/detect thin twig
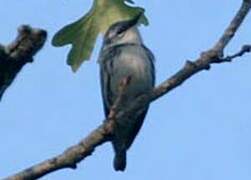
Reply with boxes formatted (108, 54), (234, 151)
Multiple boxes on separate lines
(106, 76), (132, 134)
(212, 44), (251, 63)
(108, 76), (131, 119)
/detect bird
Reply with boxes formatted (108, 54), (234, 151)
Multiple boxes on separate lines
(98, 14), (155, 171)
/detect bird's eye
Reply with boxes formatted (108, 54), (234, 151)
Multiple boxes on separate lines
(117, 26), (127, 36)
(117, 30), (125, 38)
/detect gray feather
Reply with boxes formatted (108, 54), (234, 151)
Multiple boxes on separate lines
(99, 25), (155, 171)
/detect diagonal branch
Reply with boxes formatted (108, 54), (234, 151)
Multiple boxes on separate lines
(0, 25), (47, 101)
(4, 1), (251, 180)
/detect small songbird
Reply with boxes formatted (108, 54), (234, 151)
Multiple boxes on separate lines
(98, 14), (155, 171)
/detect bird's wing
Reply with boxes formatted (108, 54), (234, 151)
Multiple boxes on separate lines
(123, 45), (155, 148)
(99, 47), (121, 117)
(100, 63), (110, 117)
(142, 44), (156, 86)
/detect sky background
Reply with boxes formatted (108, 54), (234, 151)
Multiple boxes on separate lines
(1, 1), (251, 180)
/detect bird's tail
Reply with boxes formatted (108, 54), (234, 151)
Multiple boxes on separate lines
(113, 150), (127, 171)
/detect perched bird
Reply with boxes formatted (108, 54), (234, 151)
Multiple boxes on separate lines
(98, 14), (155, 171)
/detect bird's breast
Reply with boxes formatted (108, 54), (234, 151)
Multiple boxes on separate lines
(110, 45), (154, 103)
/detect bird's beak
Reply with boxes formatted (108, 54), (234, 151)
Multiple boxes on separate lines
(118, 12), (143, 33)
(126, 12), (143, 28)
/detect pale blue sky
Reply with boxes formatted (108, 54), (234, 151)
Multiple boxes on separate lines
(1, 1), (251, 180)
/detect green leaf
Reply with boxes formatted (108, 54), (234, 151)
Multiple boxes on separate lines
(52, 0), (148, 72)
(124, 0), (134, 4)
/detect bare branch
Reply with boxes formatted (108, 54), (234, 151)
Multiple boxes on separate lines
(4, 77), (132, 180)
(212, 44), (251, 63)
(0, 25), (47, 101)
(4, 1), (251, 180)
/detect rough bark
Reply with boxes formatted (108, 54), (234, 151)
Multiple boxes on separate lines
(0, 25), (47, 101)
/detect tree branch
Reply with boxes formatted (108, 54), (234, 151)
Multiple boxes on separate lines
(4, 1), (251, 180)
(0, 25), (47, 101)
(212, 44), (251, 63)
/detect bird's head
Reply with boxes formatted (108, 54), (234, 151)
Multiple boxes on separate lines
(103, 13), (143, 48)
